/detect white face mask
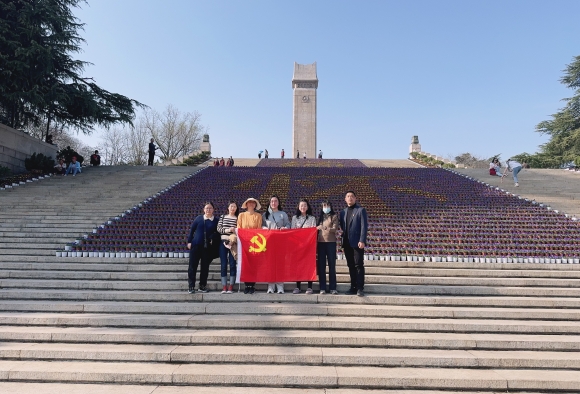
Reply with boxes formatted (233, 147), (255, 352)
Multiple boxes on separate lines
(322, 207), (331, 214)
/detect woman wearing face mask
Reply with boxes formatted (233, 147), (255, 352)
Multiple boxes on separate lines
(262, 195), (291, 294)
(317, 200), (339, 294)
(291, 199), (317, 294)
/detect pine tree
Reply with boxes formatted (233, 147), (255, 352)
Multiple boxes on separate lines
(0, 0), (143, 136)
(520, 55), (580, 167)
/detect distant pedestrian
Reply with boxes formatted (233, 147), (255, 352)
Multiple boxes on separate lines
(318, 150), (323, 159)
(148, 138), (157, 166)
(213, 159), (219, 167)
(258, 151), (262, 159)
(54, 158), (66, 175)
(264, 149), (269, 159)
(296, 150), (300, 159)
(90, 150), (101, 166)
(281, 149), (285, 159)
(64, 156), (81, 177)
(303, 152), (306, 159)
(219, 157), (225, 166)
(503, 159), (523, 187)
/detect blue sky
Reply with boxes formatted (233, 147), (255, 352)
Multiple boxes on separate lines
(74, 0), (580, 161)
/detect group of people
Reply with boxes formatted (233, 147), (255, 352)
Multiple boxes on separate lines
(294, 150), (323, 159)
(186, 191), (368, 297)
(489, 158), (524, 187)
(53, 150), (101, 176)
(213, 157), (235, 167)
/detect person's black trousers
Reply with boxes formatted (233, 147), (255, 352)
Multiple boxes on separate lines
(188, 244), (212, 288)
(317, 241), (337, 291)
(148, 152), (154, 166)
(343, 243), (365, 291)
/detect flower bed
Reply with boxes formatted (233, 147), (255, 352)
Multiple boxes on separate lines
(69, 166), (580, 260)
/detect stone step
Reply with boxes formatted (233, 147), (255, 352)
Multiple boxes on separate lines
(0, 383), (549, 394)
(3, 254), (580, 271)
(0, 238), (74, 244)
(5, 270), (580, 288)
(0, 228), (90, 233)
(3, 312), (580, 334)
(5, 261), (580, 280)
(0, 250), (55, 256)
(0, 223), (93, 229)
(2, 342), (580, 370)
(6, 262), (580, 283)
(4, 289), (580, 308)
(2, 301), (580, 320)
(0, 244), (61, 249)
(0, 360), (577, 390)
(3, 278), (580, 297)
(3, 325), (580, 351)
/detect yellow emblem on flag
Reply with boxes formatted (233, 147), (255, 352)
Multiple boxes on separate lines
(249, 233), (267, 253)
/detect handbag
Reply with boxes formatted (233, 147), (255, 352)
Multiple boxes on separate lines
(203, 219), (221, 260)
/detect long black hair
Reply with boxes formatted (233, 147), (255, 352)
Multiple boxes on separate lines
(226, 200), (239, 216)
(294, 198), (312, 218)
(264, 195), (283, 220)
(317, 199), (335, 225)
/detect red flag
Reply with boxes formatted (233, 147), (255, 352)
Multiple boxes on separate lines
(236, 228), (317, 282)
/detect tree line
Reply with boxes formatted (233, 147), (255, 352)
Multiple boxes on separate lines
(0, 1), (204, 166)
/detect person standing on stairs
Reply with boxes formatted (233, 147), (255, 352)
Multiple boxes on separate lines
(262, 195), (291, 294)
(291, 199), (317, 294)
(237, 198), (263, 294)
(317, 200), (339, 294)
(217, 201), (239, 294)
(148, 138), (158, 166)
(186, 202), (219, 294)
(339, 191), (368, 297)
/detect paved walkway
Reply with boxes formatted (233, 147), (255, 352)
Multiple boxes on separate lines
(457, 168), (580, 218)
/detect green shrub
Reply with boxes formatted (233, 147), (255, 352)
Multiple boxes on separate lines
(24, 153), (55, 173)
(57, 146), (84, 165)
(183, 151), (211, 166)
(0, 165), (10, 178)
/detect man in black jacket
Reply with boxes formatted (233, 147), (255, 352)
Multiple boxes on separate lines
(339, 191), (368, 296)
(148, 138), (157, 166)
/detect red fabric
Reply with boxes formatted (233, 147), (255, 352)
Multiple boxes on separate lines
(238, 228), (317, 282)
(489, 168), (496, 176)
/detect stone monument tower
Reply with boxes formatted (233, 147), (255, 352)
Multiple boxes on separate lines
(292, 62), (318, 159)
(409, 135), (421, 155)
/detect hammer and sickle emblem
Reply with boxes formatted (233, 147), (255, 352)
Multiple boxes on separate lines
(249, 233), (267, 253)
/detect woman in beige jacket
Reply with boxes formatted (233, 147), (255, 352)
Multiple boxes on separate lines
(316, 200), (339, 294)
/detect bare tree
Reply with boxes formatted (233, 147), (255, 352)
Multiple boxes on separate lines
(142, 105), (204, 161)
(101, 128), (128, 165)
(125, 121), (149, 165)
(25, 120), (98, 161)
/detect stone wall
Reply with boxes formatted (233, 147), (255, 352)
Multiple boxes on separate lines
(0, 123), (58, 174)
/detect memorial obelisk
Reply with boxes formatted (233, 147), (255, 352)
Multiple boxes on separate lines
(292, 62), (318, 159)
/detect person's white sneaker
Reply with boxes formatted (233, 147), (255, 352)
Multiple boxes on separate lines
(276, 283), (284, 294)
(515, 183), (519, 187)
(267, 284), (275, 294)
(320, 290), (326, 294)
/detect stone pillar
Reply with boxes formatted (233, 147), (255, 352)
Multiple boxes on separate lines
(292, 62), (317, 159)
(409, 135), (421, 155)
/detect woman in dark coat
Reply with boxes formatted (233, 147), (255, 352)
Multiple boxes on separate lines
(186, 201), (219, 293)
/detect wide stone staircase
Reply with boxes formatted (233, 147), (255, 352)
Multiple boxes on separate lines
(1, 166), (580, 393)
